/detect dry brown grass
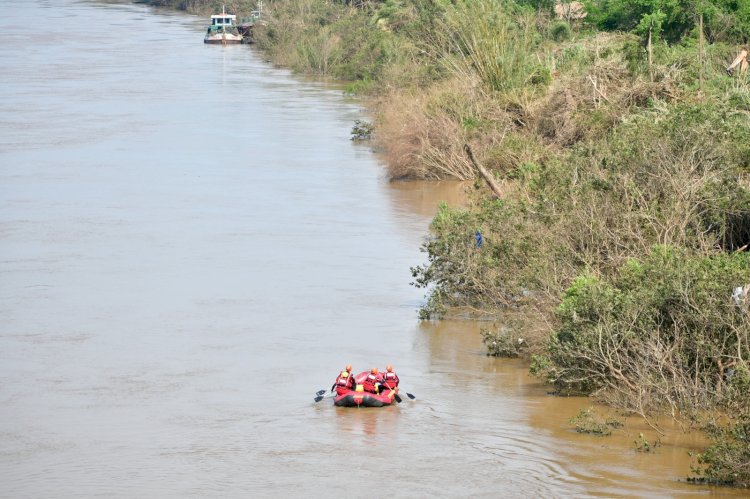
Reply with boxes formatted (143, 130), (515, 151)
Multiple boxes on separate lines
(375, 29), (689, 180)
(530, 56), (681, 147)
(375, 77), (513, 180)
(375, 89), (432, 179)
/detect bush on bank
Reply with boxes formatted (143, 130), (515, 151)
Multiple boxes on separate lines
(146, 0), (257, 16)
(533, 247), (750, 406)
(413, 104), (750, 317)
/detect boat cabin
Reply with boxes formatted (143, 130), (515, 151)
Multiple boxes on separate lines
(210, 13), (236, 28)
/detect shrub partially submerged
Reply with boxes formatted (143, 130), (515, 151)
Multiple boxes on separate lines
(535, 248), (750, 408)
(693, 414), (750, 487)
(570, 407), (623, 436)
(481, 324), (527, 357)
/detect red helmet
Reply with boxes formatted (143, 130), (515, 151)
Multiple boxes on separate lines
(371, 367), (378, 374)
(345, 364), (352, 372)
(386, 364), (393, 372)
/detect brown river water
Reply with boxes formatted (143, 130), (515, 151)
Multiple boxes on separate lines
(0, 1), (744, 497)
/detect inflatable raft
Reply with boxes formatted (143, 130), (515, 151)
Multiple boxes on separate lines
(333, 371), (399, 407)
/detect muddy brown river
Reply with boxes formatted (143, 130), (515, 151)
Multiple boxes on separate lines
(0, 1), (744, 497)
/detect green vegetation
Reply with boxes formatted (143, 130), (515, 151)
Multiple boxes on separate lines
(570, 407), (623, 435)
(584, 0), (750, 43)
(148, 0), (750, 488)
(350, 119), (374, 140)
(145, 1), (259, 17)
(481, 323), (528, 357)
(634, 432), (661, 452)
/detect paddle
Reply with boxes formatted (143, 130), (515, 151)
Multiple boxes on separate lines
(389, 387), (417, 400)
(383, 383), (402, 403)
(314, 391), (335, 403)
(314, 386), (334, 403)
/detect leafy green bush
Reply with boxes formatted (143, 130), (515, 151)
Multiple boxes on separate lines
(481, 324), (527, 357)
(693, 363), (749, 486)
(551, 20), (572, 42)
(695, 410), (750, 487)
(584, 0), (750, 43)
(537, 246), (750, 411)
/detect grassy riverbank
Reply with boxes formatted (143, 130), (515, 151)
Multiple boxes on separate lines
(147, 0), (749, 487)
(143, 0), (258, 17)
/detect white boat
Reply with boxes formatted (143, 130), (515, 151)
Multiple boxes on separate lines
(204, 7), (243, 45)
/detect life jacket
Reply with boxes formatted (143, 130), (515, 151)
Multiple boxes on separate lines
(382, 371), (399, 388)
(335, 371), (354, 389)
(362, 373), (381, 393)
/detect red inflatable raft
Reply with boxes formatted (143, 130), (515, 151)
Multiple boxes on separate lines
(333, 371), (399, 407)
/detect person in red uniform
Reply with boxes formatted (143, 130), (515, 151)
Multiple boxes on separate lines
(362, 367), (383, 394)
(382, 364), (399, 391)
(332, 364), (355, 396)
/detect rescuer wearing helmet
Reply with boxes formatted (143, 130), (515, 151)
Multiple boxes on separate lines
(362, 367), (383, 394)
(332, 364), (356, 396)
(382, 364), (400, 390)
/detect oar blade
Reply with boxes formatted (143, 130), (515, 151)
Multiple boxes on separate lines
(406, 392), (416, 399)
(315, 390), (326, 396)
(314, 395), (324, 402)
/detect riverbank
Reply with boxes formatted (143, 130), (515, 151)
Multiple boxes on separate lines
(144, 0), (750, 487)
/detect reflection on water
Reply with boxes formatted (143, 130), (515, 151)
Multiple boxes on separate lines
(334, 406), (402, 442)
(0, 1), (745, 498)
(385, 180), (471, 219)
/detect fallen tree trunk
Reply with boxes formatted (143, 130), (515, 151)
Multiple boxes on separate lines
(464, 144), (503, 199)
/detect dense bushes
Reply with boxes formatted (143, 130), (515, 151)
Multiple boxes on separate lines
(252, 0), (446, 86)
(695, 378), (750, 486)
(584, 0), (750, 43)
(146, 0), (258, 16)
(533, 248), (750, 407)
(412, 104), (750, 318)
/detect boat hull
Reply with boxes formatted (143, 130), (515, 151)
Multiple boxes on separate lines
(333, 390), (398, 407)
(204, 34), (243, 44)
(333, 371), (398, 407)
